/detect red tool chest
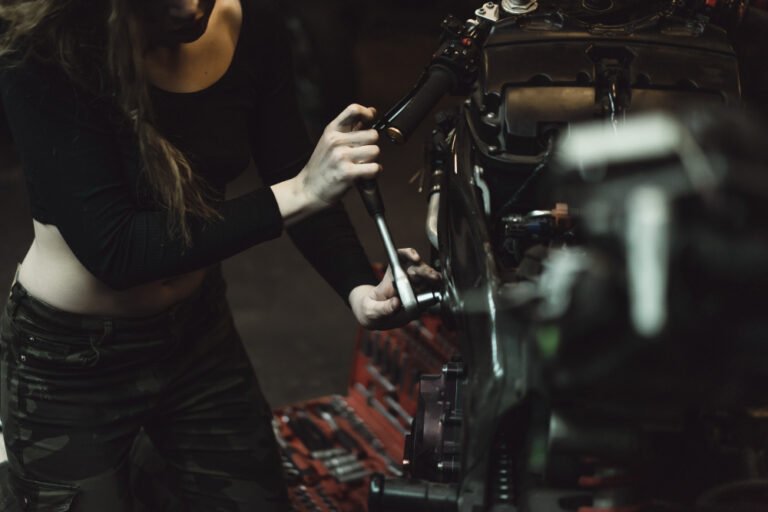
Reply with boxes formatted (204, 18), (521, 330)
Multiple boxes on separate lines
(272, 313), (458, 511)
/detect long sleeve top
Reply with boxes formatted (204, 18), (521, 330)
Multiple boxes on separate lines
(0, 0), (377, 299)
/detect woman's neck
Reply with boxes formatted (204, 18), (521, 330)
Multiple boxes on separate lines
(143, 0), (241, 94)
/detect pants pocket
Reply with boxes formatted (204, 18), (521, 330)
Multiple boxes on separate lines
(6, 321), (93, 373)
(9, 472), (78, 511)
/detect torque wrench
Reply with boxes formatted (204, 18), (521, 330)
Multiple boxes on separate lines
(355, 178), (420, 316)
(355, 121), (442, 316)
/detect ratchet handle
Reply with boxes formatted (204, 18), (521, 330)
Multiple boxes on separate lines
(354, 175), (418, 314)
(354, 121), (442, 316)
(356, 178), (385, 218)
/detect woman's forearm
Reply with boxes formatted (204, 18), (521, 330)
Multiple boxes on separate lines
(270, 174), (321, 227)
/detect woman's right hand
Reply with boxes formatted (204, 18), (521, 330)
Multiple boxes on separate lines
(298, 104), (381, 209)
(272, 104), (381, 225)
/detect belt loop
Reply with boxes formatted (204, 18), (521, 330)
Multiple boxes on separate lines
(85, 319), (113, 367)
(6, 264), (26, 319)
(6, 291), (20, 320)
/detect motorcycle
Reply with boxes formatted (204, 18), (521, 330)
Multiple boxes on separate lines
(358, 1), (768, 510)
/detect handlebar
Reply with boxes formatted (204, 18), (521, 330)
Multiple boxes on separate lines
(381, 65), (457, 145)
(375, 13), (487, 145)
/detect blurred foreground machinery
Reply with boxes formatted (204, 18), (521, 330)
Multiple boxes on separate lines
(361, 1), (768, 511)
(264, 1), (768, 510)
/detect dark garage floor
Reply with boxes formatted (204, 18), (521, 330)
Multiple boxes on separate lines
(0, 7), (459, 409)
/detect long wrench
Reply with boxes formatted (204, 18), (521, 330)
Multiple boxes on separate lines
(356, 179), (417, 315)
(356, 169), (441, 316)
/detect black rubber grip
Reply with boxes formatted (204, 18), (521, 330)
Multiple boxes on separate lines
(387, 65), (456, 144)
(356, 178), (385, 217)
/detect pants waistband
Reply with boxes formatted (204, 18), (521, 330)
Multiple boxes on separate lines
(4, 265), (227, 336)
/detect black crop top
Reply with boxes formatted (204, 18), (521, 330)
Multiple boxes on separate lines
(0, 0), (377, 299)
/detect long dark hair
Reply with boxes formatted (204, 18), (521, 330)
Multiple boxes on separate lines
(0, 0), (221, 244)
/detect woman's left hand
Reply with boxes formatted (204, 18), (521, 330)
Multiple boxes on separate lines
(348, 248), (441, 331)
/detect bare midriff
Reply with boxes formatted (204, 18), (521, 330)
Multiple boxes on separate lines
(18, 221), (208, 317)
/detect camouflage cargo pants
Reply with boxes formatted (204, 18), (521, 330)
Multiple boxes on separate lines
(0, 267), (292, 511)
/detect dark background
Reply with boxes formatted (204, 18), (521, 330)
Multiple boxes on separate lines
(0, 2), (469, 408)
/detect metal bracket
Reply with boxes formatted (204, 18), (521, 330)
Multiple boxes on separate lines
(475, 1), (501, 22)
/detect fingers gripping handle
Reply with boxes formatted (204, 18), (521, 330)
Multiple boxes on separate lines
(374, 215), (419, 317)
(355, 128), (440, 316)
(356, 179), (385, 217)
(355, 177), (419, 315)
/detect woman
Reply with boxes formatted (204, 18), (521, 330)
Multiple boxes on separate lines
(0, 0), (437, 510)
